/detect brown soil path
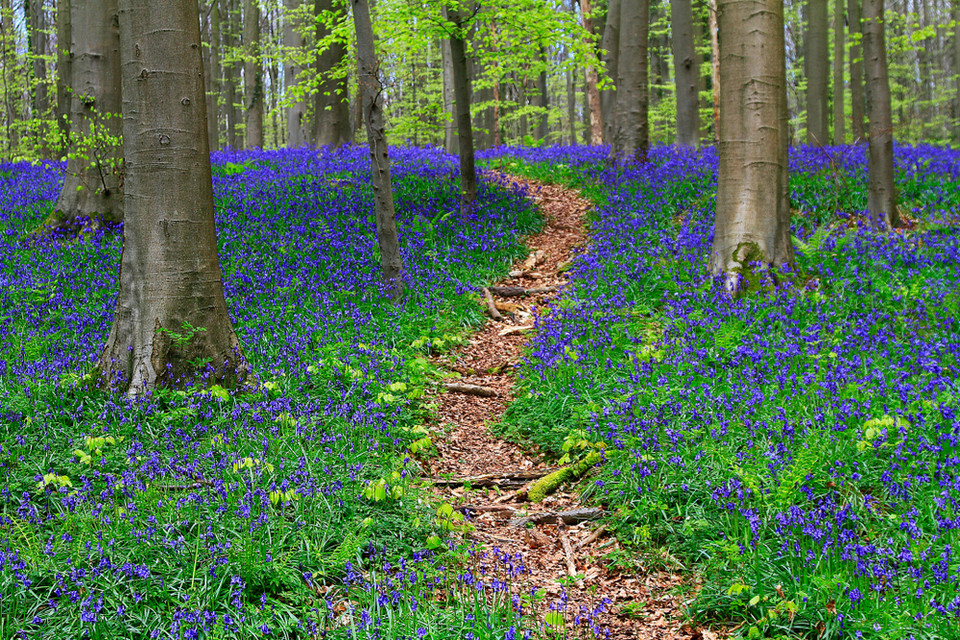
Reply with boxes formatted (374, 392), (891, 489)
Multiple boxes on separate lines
(422, 174), (705, 640)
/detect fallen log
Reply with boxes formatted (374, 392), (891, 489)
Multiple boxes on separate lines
(425, 467), (559, 488)
(442, 382), (497, 397)
(481, 287), (503, 321)
(509, 507), (603, 528)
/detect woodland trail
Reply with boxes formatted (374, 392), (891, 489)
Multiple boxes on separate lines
(423, 174), (706, 640)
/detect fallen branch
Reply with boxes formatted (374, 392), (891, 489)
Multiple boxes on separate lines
(577, 524), (607, 549)
(425, 467), (560, 488)
(442, 382), (497, 397)
(481, 287), (503, 321)
(509, 507), (603, 528)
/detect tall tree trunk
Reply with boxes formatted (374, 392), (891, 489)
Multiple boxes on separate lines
(848, 0), (865, 141)
(352, 0), (403, 301)
(207, 0), (222, 150)
(100, 0), (248, 394)
(806, 0), (829, 144)
(283, 0), (308, 146)
(671, 0), (699, 146)
(446, 6), (477, 215)
(243, 0), (264, 148)
(314, 0), (352, 147)
(441, 37), (458, 153)
(223, 0), (239, 148)
(56, 0), (72, 142)
(600, 0), (621, 145)
(610, 0), (648, 162)
(712, 0), (793, 276)
(536, 48), (548, 141)
(862, 0), (897, 227)
(578, 0), (604, 144)
(832, 0), (844, 144)
(708, 0), (720, 142)
(49, 0), (124, 229)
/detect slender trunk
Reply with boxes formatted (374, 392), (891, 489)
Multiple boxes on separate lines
(832, 0), (844, 144)
(243, 0), (263, 148)
(610, 0), (649, 162)
(352, 0), (403, 301)
(578, 0), (603, 144)
(600, 0), (621, 145)
(806, 0), (829, 145)
(441, 37), (458, 153)
(446, 7), (477, 214)
(848, 0), (865, 141)
(862, 0), (897, 228)
(712, 0), (793, 276)
(536, 49), (548, 141)
(708, 0), (720, 142)
(283, 0), (307, 146)
(314, 0), (352, 147)
(100, 0), (248, 394)
(671, 0), (699, 146)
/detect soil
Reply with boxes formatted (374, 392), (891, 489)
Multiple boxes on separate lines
(422, 174), (711, 640)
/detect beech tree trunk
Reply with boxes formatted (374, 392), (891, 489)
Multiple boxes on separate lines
(600, 0), (620, 145)
(712, 0), (793, 276)
(832, 0), (844, 144)
(352, 0), (404, 301)
(49, 0), (124, 229)
(806, 0), (829, 145)
(862, 0), (897, 227)
(446, 6), (477, 215)
(244, 0), (263, 148)
(441, 37), (458, 153)
(578, 0), (603, 144)
(671, 0), (699, 146)
(99, 0), (249, 394)
(610, 0), (648, 162)
(314, 0), (352, 147)
(848, 0), (865, 141)
(283, 0), (308, 147)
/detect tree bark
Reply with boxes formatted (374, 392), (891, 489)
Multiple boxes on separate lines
(848, 0), (865, 141)
(243, 0), (263, 148)
(314, 0), (352, 147)
(99, 0), (249, 394)
(441, 37), (458, 153)
(446, 6), (477, 215)
(806, 0), (829, 145)
(600, 0), (621, 145)
(49, 0), (124, 229)
(283, 0), (307, 146)
(578, 0), (603, 144)
(610, 0), (648, 162)
(832, 0), (844, 144)
(862, 0), (897, 228)
(352, 0), (404, 301)
(711, 0), (794, 277)
(671, 0), (699, 146)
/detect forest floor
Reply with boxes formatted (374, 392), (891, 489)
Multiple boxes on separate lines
(423, 174), (708, 640)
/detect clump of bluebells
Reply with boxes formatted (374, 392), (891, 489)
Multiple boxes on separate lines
(488, 143), (960, 638)
(0, 147), (560, 638)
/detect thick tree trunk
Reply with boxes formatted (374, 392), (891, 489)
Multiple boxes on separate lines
(207, 0), (222, 150)
(848, 0), (865, 141)
(600, 0), (620, 145)
(243, 0), (264, 148)
(352, 0), (403, 301)
(832, 0), (844, 144)
(671, 0), (699, 146)
(708, 0), (720, 142)
(862, 0), (897, 228)
(610, 0), (648, 162)
(711, 0), (794, 276)
(223, 0), (239, 148)
(441, 37), (458, 153)
(49, 0), (124, 229)
(578, 0), (603, 144)
(446, 7), (477, 215)
(806, 0), (829, 145)
(99, 0), (249, 394)
(283, 0), (308, 146)
(314, 0), (352, 147)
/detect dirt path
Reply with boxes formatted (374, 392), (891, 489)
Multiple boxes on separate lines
(423, 174), (700, 640)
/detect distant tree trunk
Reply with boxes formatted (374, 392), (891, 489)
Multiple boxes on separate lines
(314, 0), (352, 147)
(600, 0), (621, 145)
(848, 0), (865, 141)
(283, 0), (307, 146)
(48, 0), (124, 229)
(708, 0), (720, 142)
(671, 0), (699, 146)
(832, 0), (844, 144)
(862, 0), (897, 227)
(441, 37), (458, 153)
(712, 0), (793, 276)
(610, 0), (648, 162)
(223, 0), (239, 148)
(100, 0), (249, 394)
(806, 0), (828, 144)
(244, 0), (264, 148)
(352, 0), (403, 301)
(536, 48), (549, 141)
(446, 6), (477, 215)
(578, 0), (604, 144)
